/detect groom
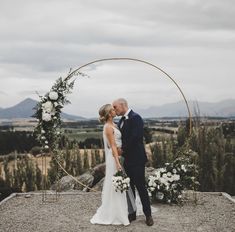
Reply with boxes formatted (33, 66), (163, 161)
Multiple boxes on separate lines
(112, 98), (154, 226)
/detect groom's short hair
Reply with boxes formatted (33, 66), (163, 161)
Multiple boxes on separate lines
(116, 98), (128, 107)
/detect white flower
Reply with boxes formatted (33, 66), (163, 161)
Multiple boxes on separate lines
(173, 174), (180, 181)
(42, 112), (51, 122)
(154, 171), (161, 179)
(41, 136), (46, 140)
(44, 145), (49, 149)
(181, 165), (187, 172)
(42, 101), (54, 113)
(124, 177), (130, 184)
(45, 141), (48, 144)
(167, 172), (172, 177)
(159, 168), (166, 173)
(173, 169), (177, 174)
(41, 129), (45, 134)
(49, 91), (59, 101)
(162, 174), (167, 179)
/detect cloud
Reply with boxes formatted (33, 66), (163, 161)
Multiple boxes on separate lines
(0, 0), (234, 116)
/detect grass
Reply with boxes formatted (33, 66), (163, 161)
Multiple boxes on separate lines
(66, 131), (102, 142)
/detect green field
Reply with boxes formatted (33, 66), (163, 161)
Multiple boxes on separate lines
(64, 129), (102, 142)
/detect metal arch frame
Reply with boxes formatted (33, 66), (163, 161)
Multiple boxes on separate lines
(67, 57), (192, 133)
(42, 57), (194, 203)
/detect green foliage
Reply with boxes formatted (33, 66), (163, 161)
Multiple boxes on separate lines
(47, 151), (65, 185)
(75, 149), (83, 175)
(144, 127), (153, 144)
(148, 143), (199, 204)
(149, 121), (235, 197)
(0, 155), (44, 200)
(24, 157), (36, 192)
(223, 152), (235, 195)
(83, 149), (90, 171)
(95, 149), (101, 164)
(0, 131), (38, 155)
(0, 177), (20, 202)
(90, 149), (96, 168)
(35, 163), (42, 190)
(101, 149), (105, 163)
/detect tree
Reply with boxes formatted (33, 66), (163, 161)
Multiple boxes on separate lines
(95, 149), (101, 164)
(75, 149), (83, 175)
(83, 149), (90, 171)
(3, 159), (12, 187)
(143, 127), (153, 144)
(24, 157), (36, 192)
(223, 152), (235, 195)
(91, 149), (96, 168)
(12, 159), (24, 191)
(35, 163), (42, 190)
(101, 149), (105, 163)
(150, 143), (164, 168)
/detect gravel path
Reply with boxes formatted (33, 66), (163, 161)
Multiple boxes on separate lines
(0, 191), (234, 232)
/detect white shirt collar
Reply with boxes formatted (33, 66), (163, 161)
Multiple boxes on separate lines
(124, 108), (131, 119)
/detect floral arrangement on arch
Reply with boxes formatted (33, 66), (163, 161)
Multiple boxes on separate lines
(33, 70), (84, 152)
(147, 152), (199, 204)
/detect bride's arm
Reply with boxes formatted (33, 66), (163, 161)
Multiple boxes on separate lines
(105, 125), (122, 171)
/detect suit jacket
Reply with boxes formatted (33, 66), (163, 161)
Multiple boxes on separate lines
(118, 110), (147, 167)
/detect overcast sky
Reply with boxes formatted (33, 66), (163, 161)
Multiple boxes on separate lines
(0, 0), (234, 117)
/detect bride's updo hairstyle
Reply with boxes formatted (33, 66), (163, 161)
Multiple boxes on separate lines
(99, 104), (113, 123)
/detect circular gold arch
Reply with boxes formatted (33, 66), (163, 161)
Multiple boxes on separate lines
(42, 57), (193, 201)
(67, 57), (192, 133)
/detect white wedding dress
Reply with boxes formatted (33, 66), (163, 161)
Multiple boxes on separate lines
(90, 124), (130, 226)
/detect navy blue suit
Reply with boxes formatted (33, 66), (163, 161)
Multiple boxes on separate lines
(118, 110), (151, 217)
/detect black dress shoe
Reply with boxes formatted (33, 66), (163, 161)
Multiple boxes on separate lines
(146, 216), (154, 226)
(128, 212), (136, 222)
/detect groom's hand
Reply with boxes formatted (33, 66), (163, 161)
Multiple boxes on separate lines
(117, 148), (123, 156)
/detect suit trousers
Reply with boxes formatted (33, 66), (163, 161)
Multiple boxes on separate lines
(124, 164), (152, 217)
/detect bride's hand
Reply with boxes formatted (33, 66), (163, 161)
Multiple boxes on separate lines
(117, 147), (123, 156)
(116, 163), (122, 171)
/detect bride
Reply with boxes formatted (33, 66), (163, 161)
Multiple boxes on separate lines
(90, 104), (132, 226)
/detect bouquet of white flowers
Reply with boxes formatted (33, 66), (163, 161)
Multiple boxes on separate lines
(112, 170), (130, 193)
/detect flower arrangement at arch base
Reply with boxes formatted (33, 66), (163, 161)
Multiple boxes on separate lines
(147, 150), (199, 204)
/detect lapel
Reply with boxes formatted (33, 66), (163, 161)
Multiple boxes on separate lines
(120, 110), (133, 132)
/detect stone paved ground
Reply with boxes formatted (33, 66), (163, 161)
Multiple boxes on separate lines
(0, 191), (234, 232)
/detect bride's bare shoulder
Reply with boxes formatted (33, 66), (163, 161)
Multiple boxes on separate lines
(104, 123), (114, 134)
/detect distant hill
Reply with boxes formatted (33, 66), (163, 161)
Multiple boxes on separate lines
(137, 99), (235, 118)
(0, 98), (86, 121)
(0, 98), (234, 119)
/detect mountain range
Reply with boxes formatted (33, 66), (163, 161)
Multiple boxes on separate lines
(137, 99), (235, 118)
(0, 98), (234, 120)
(0, 98), (86, 120)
